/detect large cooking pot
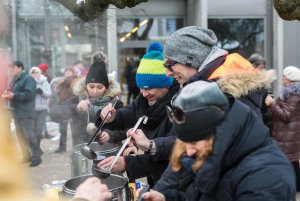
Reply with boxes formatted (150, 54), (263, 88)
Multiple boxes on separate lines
(62, 174), (130, 201)
(71, 142), (119, 177)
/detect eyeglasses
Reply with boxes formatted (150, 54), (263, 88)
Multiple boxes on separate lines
(166, 105), (186, 124)
(163, 60), (178, 72)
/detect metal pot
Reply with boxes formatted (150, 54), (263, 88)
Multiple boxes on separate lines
(62, 174), (130, 201)
(71, 142), (119, 177)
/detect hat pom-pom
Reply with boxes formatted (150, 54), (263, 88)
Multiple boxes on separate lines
(91, 51), (108, 66)
(148, 42), (163, 53)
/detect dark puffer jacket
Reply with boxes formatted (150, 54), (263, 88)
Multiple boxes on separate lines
(155, 99), (296, 201)
(269, 82), (300, 162)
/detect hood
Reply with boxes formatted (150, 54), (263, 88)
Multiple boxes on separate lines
(280, 81), (300, 100)
(194, 99), (270, 193)
(199, 46), (228, 72)
(72, 76), (122, 100)
(217, 69), (276, 98)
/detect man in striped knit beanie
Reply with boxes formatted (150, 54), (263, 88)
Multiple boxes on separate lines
(135, 42), (174, 105)
(97, 42), (179, 187)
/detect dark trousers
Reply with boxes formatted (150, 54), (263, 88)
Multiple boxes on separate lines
(58, 122), (68, 150)
(34, 110), (48, 148)
(15, 117), (41, 161)
(291, 161), (300, 191)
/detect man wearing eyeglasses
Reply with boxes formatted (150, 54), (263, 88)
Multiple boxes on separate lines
(128, 26), (277, 195)
(162, 26), (275, 118)
(136, 81), (296, 201)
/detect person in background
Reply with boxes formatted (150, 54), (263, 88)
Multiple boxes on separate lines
(265, 66), (300, 192)
(38, 63), (52, 83)
(49, 66), (78, 153)
(50, 52), (122, 148)
(38, 63), (53, 139)
(97, 42), (179, 187)
(2, 61), (42, 167)
(139, 81), (296, 201)
(29, 67), (52, 155)
(73, 60), (88, 78)
(124, 57), (139, 105)
(67, 51), (123, 146)
(248, 53), (267, 69)
(248, 53), (273, 132)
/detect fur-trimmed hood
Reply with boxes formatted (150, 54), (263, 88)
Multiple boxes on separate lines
(280, 81), (300, 100)
(72, 76), (122, 100)
(217, 69), (277, 98)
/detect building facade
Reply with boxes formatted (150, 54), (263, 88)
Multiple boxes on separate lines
(7, 0), (300, 95)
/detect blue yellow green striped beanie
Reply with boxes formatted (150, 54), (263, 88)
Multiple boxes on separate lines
(136, 42), (174, 89)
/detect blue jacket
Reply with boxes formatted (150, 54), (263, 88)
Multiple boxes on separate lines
(10, 71), (36, 119)
(154, 99), (296, 201)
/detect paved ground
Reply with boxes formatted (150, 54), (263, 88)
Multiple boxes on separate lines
(26, 122), (72, 190)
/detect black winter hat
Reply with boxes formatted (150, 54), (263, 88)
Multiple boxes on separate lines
(85, 61), (109, 88)
(172, 81), (229, 142)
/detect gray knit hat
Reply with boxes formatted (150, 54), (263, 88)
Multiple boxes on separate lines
(164, 26), (217, 69)
(172, 81), (229, 142)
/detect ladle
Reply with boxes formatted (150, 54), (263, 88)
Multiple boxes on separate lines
(95, 116), (145, 178)
(81, 98), (118, 160)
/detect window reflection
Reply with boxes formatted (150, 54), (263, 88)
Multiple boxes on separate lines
(117, 18), (184, 41)
(208, 18), (264, 58)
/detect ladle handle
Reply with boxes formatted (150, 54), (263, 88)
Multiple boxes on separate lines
(86, 98), (118, 146)
(108, 116), (144, 172)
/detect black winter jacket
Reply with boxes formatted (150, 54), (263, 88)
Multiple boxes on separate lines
(101, 82), (179, 185)
(154, 99), (296, 201)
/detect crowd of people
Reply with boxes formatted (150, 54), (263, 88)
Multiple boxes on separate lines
(0, 25), (299, 201)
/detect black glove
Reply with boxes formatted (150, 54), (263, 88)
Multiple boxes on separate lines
(36, 88), (43, 95)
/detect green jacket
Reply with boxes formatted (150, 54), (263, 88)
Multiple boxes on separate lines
(10, 71), (36, 119)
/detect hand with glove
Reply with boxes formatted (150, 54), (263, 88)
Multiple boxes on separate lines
(36, 88), (43, 95)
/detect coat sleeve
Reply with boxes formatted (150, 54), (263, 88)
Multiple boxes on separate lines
(153, 135), (176, 161)
(106, 129), (128, 143)
(269, 99), (294, 123)
(96, 99), (137, 129)
(154, 165), (194, 201)
(42, 80), (52, 98)
(13, 76), (36, 101)
(125, 154), (168, 181)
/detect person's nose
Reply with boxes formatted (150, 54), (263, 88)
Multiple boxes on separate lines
(165, 68), (174, 77)
(186, 144), (197, 157)
(91, 88), (98, 94)
(141, 89), (149, 97)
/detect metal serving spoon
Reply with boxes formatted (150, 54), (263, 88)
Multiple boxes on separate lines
(95, 116), (145, 178)
(81, 98), (118, 160)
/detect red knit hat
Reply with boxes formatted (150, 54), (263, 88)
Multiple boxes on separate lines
(38, 63), (48, 72)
